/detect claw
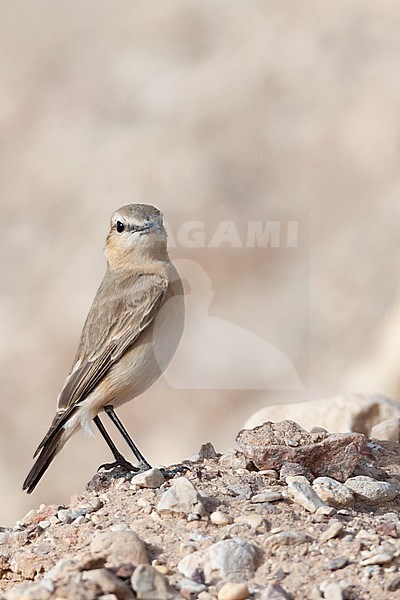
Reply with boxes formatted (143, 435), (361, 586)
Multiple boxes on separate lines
(98, 456), (139, 473)
(159, 464), (190, 479)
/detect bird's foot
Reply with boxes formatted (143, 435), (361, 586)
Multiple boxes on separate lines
(98, 455), (139, 473)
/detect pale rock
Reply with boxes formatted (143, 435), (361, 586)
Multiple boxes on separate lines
(234, 514), (265, 528)
(82, 569), (135, 599)
(361, 552), (394, 566)
(178, 578), (207, 594)
(258, 469), (279, 479)
(320, 520), (344, 543)
(218, 581), (249, 600)
(0, 531), (10, 544)
(3, 582), (52, 600)
(131, 468), (165, 489)
(178, 537), (258, 583)
(312, 477), (354, 507)
(90, 530), (148, 569)
(315, 506), (335, 517)
(264, 530), (308, 547)
(260, 581), (292, 599)
(323, 582), (343, 600)
(199, 442), (219, 460)
(344, 476), (398, 504)
(243, 393), (400, 436)
(371, 418), (400, 441)
(210, 510), (233, 525)
(131, 564), (179, 600)
(251, 490), (282, 503)
(287, 480), (327, 513)
(219, 448), (252, 469)
(157, 476), (206, 516)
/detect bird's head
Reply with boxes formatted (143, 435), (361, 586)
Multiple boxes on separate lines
(105, 204), (168, 270)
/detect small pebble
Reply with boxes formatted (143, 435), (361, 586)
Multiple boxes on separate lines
(386, 574), (400, 591)
(287, 480), (327, 513)
(234, 514), (265, 528)
(344, 476), (398, 505)
(315, 506), (335, 517)
(198, 592), (214, 600)
(361, 552), (394, 566)
(265, 530), (308, 547)
(251, 491), (282, 503)
(312, 477), (354, 507)
(210, 510), (233, 526)
(179, 578), (207, 594)
(323, 582), (343, 600)
(259, 469), (279, 479)
(131, 467), (165, 489)
(218, 581), (249, 600)
(326, 556), (348, 571)
(0, 532), (10, 544)
(320, 521), (344, 543)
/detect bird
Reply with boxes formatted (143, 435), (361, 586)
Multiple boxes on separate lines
(23, 204), (185, 494)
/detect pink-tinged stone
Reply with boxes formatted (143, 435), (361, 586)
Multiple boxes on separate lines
(236, 420), (366, 482)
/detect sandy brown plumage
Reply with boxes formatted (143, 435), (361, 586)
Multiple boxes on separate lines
(23, 204), (184, 494)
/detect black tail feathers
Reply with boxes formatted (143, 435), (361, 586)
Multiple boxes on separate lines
(23, 428), (64, 494)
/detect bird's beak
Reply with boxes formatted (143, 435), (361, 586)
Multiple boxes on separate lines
(138, 221), (160, 235)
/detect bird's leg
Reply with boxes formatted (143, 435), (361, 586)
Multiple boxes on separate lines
(103, 405), (152, 471)
(93, 415), (139, 472)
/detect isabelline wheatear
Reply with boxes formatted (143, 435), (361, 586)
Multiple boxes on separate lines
(23, 204), (184, 493)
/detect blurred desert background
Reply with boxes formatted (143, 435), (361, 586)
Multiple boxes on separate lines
(2, 0), (400, 524)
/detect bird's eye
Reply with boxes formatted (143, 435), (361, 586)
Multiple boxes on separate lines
(116, 221), (125, 233)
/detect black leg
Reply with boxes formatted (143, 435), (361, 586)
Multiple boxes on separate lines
(93, 415), (138, 472)
(104, 405), (151, 470)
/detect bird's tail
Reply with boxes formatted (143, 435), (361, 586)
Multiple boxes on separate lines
(23, 427), (64, 494)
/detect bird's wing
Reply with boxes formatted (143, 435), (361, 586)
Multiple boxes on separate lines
(33, 272), (167, 457)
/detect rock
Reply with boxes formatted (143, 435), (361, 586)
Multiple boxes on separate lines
(210, 510), (234, 525)
(264, 530), (308, 547)
(227, 484), (252, 500)
(344, 476), (398, 504)
(287, 480), (327, 513)
(82, 569), (135, 599)
(90, 530), (148, 569)
(260, 581), (292, 599)
(0, 531), (10, 544)
(234, 514), (265, 528)
(251, 490), (282, 503)
(371, 418), (400, 441)
(315, 506), (335, 517)
(320, 520), (344, 543)
(312, 477), (354, 507)
(258, 469), (279, 479)
(198, 442), (219, 460)
(218, 581), (249, 600)
(236, 420), (365, 482)
(279, 462), (313, 481)
(243, 393), (400, 436)
(178, 578), (207, 594)
(386, 574), (400, 591)
(178, 537), (258, 583)
(131, 468), (165, 489)
(3, 582), (52, 600)
(325, 556), (348, 571)
(219, 448), (253, 469)
(360, 552), (394, 566)
(323, 582), (343, 600)
(131, 564), (179, 599)
(157, 476), (206, 516)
